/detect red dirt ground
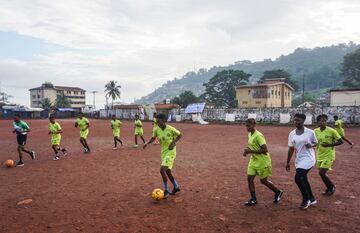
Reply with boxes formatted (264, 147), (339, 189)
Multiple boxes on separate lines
(0, 119), (359, 233)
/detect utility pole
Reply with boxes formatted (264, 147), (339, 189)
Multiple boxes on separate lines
(91, 91), (97, 109)
(302, 71), (305, 104)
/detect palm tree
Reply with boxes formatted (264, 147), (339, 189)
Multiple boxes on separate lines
(104, 81), (121, 109)
(40, 98), (53, 110)
(55, 94), (71, 108)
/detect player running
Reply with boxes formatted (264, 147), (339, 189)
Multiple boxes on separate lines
(286, 113), (318, 210)
(49, 115), (68, 160)
(111, 114), (123, 150)
(333, 115), (353, 148)
(12, 114), (36, 167)
(243, 118), (283, 206)
(143, 113), (182, 199)
(315, 114), (343, 196)
(134, 114), (146, 148)
(75, 112), (91, 153)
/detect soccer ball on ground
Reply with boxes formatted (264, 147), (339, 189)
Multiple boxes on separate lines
(5, 159), (14, 168)
(152, 188), (164, 201)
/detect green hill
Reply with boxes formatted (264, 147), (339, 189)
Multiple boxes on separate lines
(136, 42), (359, 104)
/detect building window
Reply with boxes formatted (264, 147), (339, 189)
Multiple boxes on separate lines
(248, 90), (251, 95)
(74, 91), (78, 95)
(38, 95), (40, 98)
(242, 101), (248, 104)
(67, 91), (71, 94)
(32, 95), (36, 99)
(255, 101), (262, 104)
(81, 91), (85, 95)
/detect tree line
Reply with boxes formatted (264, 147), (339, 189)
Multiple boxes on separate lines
(171, 48), (360, 108)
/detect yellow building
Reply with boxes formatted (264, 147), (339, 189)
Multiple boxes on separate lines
(330, 89), (360, 106)
(236, 79), (294, 108)
(29, 82), (86, 110)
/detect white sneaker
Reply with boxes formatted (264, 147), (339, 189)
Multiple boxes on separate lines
(112, 147), (118, 150)
(53, 155), (60, 161)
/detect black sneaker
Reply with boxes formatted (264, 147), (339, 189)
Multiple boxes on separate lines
(171, 187), (181, 195)
(16, 161), (24, 167)
(30, 151), (36, 160)
(244, 198), (257, 206)
(274, 190), (284, 203)
(62, 149), (68, 156)
(164, 190), (170, 199)
(327, 186), (336, 196)
(300, 200), (311, 210)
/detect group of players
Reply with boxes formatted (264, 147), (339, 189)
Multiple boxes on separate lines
(11, 112), (182, 198)
(243, 113), (353, 209)
(11, 112), (353, 207)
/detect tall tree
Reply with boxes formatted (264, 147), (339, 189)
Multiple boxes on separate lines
(104, 81), (122, 109)
(55, 94), (71, 108)
(40, 98), (53, 111)
(342, 48), (360, 88)
(203, 70), (250, 108)
(259, 69), (299, 91)
(171, 91), (199, 107)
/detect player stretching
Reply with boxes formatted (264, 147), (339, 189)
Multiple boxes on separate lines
(75, 112), (91, 153)
(315, 114), (343, 196)
(134, 114), (146, 148)
(243, 118), (283, 206)
(333, 115), (353, 148)
(13, 114), (36, 167)
(143, 113), (182, 198)
(111, 114), (123, 150)
(49, 115), (68, 160)
(286, 113), (317, 210)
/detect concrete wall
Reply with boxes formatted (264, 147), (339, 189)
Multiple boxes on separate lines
(179, 106), (360, 124)
(330, 90), (360, 106)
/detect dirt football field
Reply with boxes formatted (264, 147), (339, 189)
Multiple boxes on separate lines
(0, 119), (360, 233)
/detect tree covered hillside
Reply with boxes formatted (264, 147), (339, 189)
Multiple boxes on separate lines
(136, 42), (359, 104)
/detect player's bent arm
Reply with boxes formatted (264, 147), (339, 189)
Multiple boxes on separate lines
(143, 137), (156, 148)
(323, 138), (343, 147)
(247, 144), (268, 155)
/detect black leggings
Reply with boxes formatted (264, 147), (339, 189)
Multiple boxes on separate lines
(295, 168), (315, 201)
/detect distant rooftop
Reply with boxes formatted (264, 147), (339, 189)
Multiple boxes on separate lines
(330, 88), (360, 92)
(236, 81), (294, 91)
(29, 82), (85, 91)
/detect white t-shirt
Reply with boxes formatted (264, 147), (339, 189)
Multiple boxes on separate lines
(288, 127), (318, 169)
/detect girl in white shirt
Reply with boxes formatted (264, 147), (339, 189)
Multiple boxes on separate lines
(286, 113), (318, 210)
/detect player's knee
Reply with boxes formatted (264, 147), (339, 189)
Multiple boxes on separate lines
(260, 178), (268, 185)
(319, 169), (326, 176)
(247, 176), (254, 183)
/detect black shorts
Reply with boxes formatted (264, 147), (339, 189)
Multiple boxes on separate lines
(17, 135), (27, 146)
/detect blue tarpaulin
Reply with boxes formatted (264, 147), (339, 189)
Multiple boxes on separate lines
(185, 103), (206, 114)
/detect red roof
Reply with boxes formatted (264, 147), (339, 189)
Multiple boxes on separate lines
(155, 104), (179, 110)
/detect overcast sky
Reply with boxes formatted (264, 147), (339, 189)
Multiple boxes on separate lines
(0, 0), (359, 107)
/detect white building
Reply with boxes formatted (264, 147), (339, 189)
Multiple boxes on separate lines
(29, 82), (86, 110)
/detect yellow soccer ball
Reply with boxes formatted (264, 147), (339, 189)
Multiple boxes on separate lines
(152, 188), (164, 201)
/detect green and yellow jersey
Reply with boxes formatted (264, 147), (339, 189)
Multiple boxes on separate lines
(314, 126), (341, 161)
(111, 119), (122, 137)
(49, 121), (62, 145)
